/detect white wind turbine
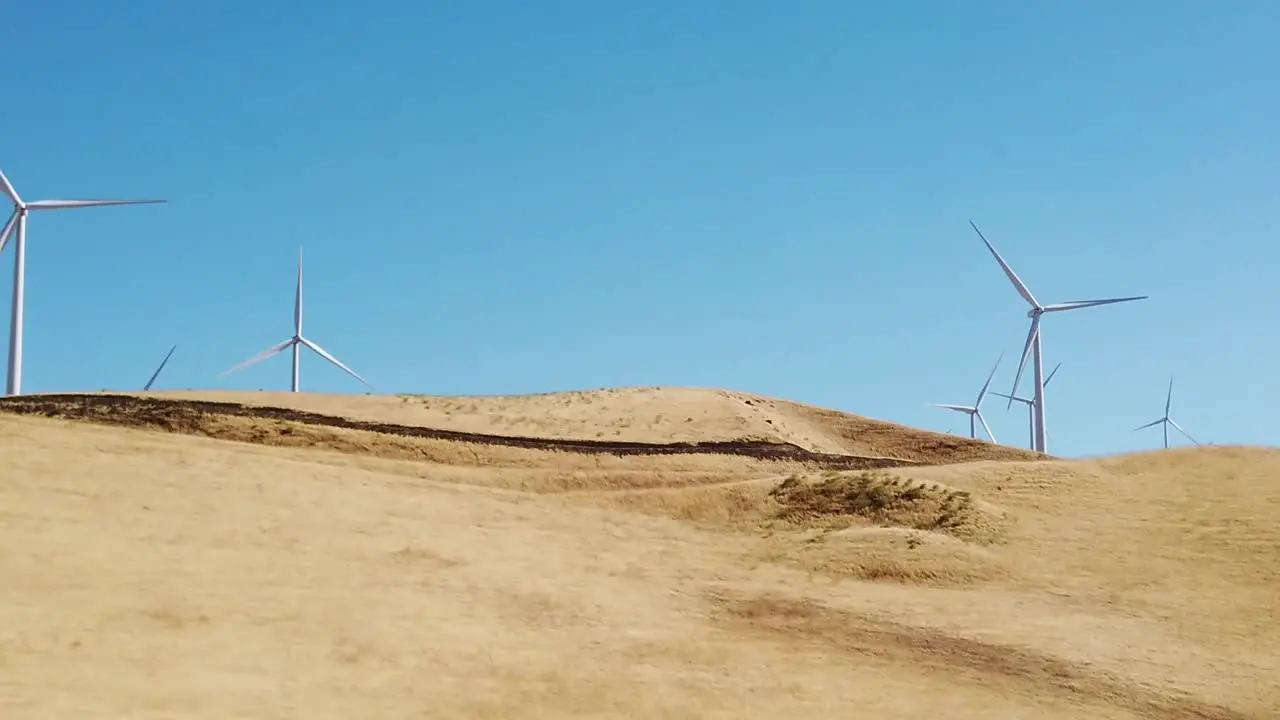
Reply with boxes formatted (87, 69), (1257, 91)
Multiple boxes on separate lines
(1133, 377), (1199, 449)
(218, 248), (371, 393)
(970, 220), (1147, 454)
(143, 344), (177, 391)
(931, 353), (1002, 443)
(0, 167), (165, 396)
(992, 361), (1061, 450)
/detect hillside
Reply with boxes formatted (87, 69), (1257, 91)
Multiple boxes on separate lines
(60, 386), (1044, 463)
(1, 390), (1276, 719)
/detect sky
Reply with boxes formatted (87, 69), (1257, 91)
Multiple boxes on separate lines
(0, 0), (1276, 457)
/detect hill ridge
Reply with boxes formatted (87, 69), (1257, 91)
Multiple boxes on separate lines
(0, 393), (919, 470)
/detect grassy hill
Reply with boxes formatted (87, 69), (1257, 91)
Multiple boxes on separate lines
(1, 388), (1275, 719)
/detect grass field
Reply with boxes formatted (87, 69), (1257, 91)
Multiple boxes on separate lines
(1, 387), (1276, 719)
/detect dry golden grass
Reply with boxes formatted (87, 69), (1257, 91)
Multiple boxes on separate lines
(1, 388), (1277, 719)
(118, 386), (1042, 462)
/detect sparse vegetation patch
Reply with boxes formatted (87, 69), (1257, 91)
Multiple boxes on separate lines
(768, 470), (1006, 542)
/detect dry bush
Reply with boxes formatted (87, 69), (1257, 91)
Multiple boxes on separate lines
(589, 472), (1013, 587)
(767, 470), (1006, 543)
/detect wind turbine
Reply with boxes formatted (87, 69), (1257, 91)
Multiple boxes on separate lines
(992, 361), (1061, 450)
(970, 220), (1147, 454)
(1133, 377), (1198, 449)
(143, 344), (177, 391)
(931, 353), (1002, 443)
(218, 248), (371, 393)
(0, 167), (166, 396)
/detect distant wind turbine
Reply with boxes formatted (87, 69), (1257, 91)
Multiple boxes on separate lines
(143, 344), (177, 391)
(218, 248), (371, 393)
(931, 353), (1003, 443)
(1133, 377), (1198, 449)
(992, 361), (1061, 450)
(0, 166), (166, 397)
(970, 220), (1147, 454)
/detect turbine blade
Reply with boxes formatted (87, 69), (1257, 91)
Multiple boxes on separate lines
(975, 352), (1003, 407)
(975, 411), (996, 444)
(931, 403), (975, 414)
(0, 167), (21, 205)
(218, 339), (294, 377)
(1168, 419), (1199, 445)
(1131, 418), (1164, 431)
(26, 198), (167, 210)
(143, 344), (177, 391)
(1041, 296), (1148, 313)
(1008, 316), (1040, 410)
(969, 220), (1040, 308)
(300, 337), (371, 388)
(0, 210), (16, 254)
(990, 391), (1031, 406)
(1043, 361), (1062, 388)
(1165, 376), (1174, 416)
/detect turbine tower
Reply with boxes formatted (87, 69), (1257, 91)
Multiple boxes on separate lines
(218, 248), (370, 393)
(970, 220), (1147, 454)
(0, 167), (165, 397)
(931, 353), (1002, 443)
(992, 361), (1061, 450)
(143, 344), (177, 391)
(1133, 377), (1198, 449)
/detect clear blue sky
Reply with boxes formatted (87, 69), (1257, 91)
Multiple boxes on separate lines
(1, 0), (1276, 457)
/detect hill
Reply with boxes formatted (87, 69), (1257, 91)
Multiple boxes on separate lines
(1, 388), (1276, 719)
(8, 386), (1045, 464)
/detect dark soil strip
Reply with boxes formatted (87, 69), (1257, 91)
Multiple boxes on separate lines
(0, 394), (925, 471)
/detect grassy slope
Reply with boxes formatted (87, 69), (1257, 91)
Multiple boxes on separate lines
(1, 389), (1276, 719)
(122, 386), (1043, 462)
